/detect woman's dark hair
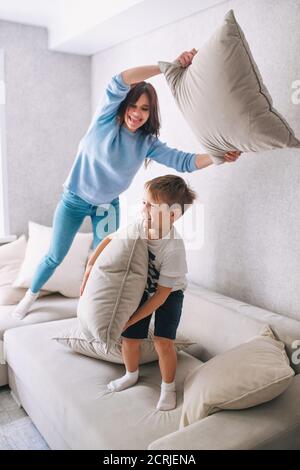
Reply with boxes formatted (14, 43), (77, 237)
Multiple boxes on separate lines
(116, 82), (161, 168)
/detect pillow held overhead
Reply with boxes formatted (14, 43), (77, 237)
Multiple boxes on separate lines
(158, 9), (300, 164)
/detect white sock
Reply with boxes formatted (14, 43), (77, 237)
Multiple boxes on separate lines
(107, 369), (139, 392)
(156, 380), (176, 411)
(11, 289), (40, 320)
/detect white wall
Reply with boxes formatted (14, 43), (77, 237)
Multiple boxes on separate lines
(0, 20), (91, 237)
(91, 0), (300, 319)
(0, 49), (9, 238)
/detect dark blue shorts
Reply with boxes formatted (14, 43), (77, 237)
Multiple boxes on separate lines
(121, 289), (184, 340)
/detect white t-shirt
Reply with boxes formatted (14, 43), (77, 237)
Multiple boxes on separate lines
(109, 218), (188, 296)
(145, 225), (188, 295)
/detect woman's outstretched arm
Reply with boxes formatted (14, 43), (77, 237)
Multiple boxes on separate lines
(195, 151), (242, 169)
(195, 154), (214, 169)
(121, 65), (161, 86)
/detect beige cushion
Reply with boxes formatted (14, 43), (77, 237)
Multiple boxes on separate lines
(13, 221), (93, 298)
(180, 325), (295, 428)
(0, 236), (50, 305)
(158, 9), (300, 164)
(77, 220), (148, 353)
(53, 320), (195, 364)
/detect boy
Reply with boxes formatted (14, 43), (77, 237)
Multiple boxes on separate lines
(80, 174), (196, 411)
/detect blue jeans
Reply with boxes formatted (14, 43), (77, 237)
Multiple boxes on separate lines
(30, 188), (120, 293)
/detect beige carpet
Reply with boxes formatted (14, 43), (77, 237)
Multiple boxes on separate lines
(0, 385), (49, 450)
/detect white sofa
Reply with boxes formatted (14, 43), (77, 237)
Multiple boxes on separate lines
(2, 282), (300, 450)
(0, 294), (78, 386)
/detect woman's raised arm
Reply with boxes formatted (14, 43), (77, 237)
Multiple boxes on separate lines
(121, 65), (162, 86)
(121, 49), (198, 85)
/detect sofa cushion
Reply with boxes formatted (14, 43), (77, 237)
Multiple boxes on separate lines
(0, 294), (78, 370)
(0, 236), (51, 305)
(158, 9), (300, 164)
(180, 325), (295, 428)
(13, 221), (93, 298)
(4, 318), (202, 449)
(0, 294), (78, 341)
(52, 320), (195, 364)
(77, 219), (148, 353)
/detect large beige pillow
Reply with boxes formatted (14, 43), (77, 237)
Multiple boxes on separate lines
(0, 235), (51, 305)
(77, 219), (148, 353)
(158, 9), (300, 164)
(53, 320), (195, 364)
(13, 221), (93, 298)
(180, 325), (295, 428)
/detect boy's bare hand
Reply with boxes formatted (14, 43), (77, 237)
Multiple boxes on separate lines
(175, 48), (197, 67)
(224, 150), (242, 163)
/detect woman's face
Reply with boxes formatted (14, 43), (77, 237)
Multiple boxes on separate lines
(123, 93), (150, 132)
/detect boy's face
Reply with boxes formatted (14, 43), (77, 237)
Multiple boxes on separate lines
(141, 189), (176, 239)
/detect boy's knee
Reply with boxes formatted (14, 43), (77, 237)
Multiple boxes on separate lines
(122, 338), (141, 348)
(154, 336), (174, 353)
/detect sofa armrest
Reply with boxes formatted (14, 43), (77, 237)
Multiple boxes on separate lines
(148, 375), (300, 450)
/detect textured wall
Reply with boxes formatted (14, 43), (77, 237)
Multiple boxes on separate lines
(91, 0), (300, 319)
(0, 20), (91, 236)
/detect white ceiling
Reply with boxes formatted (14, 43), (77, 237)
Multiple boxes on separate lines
(0, 0), (222, 56)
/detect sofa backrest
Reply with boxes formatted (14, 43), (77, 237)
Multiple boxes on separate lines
(178, 283), (300, 374)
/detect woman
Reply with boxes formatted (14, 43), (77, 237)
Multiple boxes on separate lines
(12, 48), (241, 319)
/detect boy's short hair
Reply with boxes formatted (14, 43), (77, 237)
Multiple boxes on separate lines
(144, 175), (197, 215)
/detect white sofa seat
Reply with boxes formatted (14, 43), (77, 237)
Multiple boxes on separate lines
(4, 318), (201, 450)
(0, 294), (78, 386)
